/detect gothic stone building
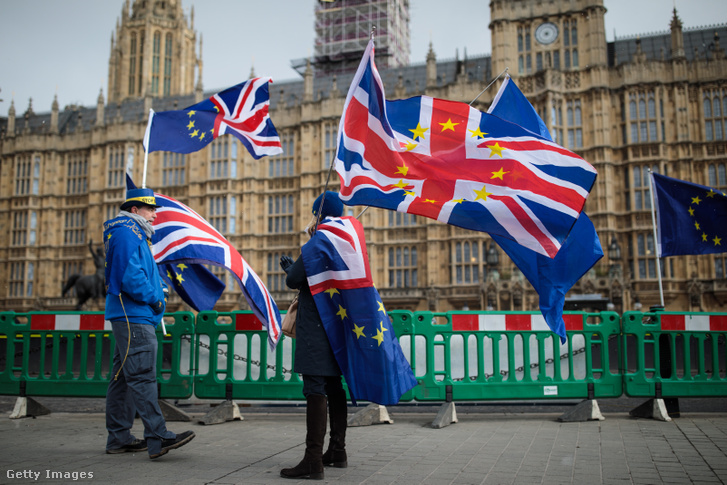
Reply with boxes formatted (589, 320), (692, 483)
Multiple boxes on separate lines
(1, 0), (727, 316)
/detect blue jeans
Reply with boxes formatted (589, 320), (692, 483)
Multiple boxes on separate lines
(106, 321), (175, 456)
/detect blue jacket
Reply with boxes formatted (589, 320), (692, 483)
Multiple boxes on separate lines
(104, 215), (166, 326)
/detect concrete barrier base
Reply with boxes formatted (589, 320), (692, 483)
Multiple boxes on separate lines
(558, 399), (605, 422)
(432, 401), (458, 429)
(629, 398), (673, 422)
(198, 400), (243, 425)
(159, 399), (192, 422)
(9, 397), (51, 419)
(348, 403), (393, 427)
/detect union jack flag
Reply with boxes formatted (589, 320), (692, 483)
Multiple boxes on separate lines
(152, 192), (282, 349)
(302, 216), (417, 405)
(144, 78), (282, 159)
(335, 40), (597, 258)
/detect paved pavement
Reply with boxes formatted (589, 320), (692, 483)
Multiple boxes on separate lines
(0, 398), (725, 484)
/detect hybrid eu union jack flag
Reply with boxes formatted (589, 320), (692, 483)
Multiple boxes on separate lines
(152, 193), (282, 348)
(143, 78), (282, 159)
(335, 40), (597, 258)
(301, 216), (417, 405)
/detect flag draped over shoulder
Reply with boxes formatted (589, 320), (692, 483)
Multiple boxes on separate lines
(301, 216), (417, 405)
(652, 172), (727, 257)
(151, 191), (282, 348)
(487, 75), (603, 343)
(143, 78), (282, 159)
(335, 40), (597, 258)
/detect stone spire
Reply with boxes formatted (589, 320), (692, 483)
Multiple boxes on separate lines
(50, 94), (59, 133)
(670, 7), (685, 59)
(426, 41), (437, 89)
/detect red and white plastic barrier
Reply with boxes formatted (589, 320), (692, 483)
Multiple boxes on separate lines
(451, 313), (584, 332)
(29, 313), (110, 331)
(659, 314), (727, 331)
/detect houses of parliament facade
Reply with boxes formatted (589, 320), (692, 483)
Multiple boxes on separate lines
(2, 0), (727, 316)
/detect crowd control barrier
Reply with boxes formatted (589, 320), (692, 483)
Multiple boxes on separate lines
(0, 311), (195, 399)
(192, 311), (302, 400)
(622, 311), (727, 398)
(2, 310), (726, 412)
(406, 311), (623, 402)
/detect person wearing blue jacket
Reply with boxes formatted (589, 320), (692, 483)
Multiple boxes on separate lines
(103, 187), (195, 459)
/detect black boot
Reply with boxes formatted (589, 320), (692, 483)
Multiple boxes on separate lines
(322, 389), (348, 468)
(281, 394), (327, 480)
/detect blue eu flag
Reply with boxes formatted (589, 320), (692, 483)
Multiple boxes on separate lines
(489, 75), (603, 342)
(652, 172), (727, 257)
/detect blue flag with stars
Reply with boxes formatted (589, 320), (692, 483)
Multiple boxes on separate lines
(301, 216), (417, 405)
(652, 172), (727, 257)
(143, 77), (282, 159)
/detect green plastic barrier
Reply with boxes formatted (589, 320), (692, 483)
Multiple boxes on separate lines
(193, 311), (303, 400)
(622, 311), (727, 398)
(409, 311), (622, 401)
(0, 311), (195, 399)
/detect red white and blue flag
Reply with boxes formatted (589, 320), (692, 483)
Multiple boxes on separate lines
(151, 192), (282, 349)
(143, 77), (283, 159)
(302, 216), (417, 405)
(335, 40), (597, 258)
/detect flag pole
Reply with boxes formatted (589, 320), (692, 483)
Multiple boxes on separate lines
(142, 109), (155, 189)
(469, 67), (509, 106)
(648, 169), (666, 307)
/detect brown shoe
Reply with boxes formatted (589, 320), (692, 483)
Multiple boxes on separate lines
(106, 439), (147, 454)
(149, 431), (195, 460)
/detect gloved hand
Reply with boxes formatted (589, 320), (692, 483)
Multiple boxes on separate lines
(280, 255), (294, 272)
(152, 299), (166, 315)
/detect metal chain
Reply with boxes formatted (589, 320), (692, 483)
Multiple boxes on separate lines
(453, 346), (586, 381)
(181, 335), (293, 376)
(0, 340), (55, 365)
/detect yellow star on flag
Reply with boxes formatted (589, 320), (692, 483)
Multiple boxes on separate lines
(474, 185), (493, 201)
(491, 167), (509, 180)
(199, 132), (206, 141)
(405, 142), (418, 151)
(377, 301), (385, 312)
(372, 328), (385, 346)
(379, 321), (388, 333)
(394, 179), (409, 189)
(352, 323), (366, 339)
(439, 118), (459, 132)
(714, 236), (722, 246)
(689, 207), (695, 216)
(702, 233), (708, 242)
(695, 221), (701, 230)
(409, 123), (429, 141)
(186, 120), (195, 130)
(190, 129), (199, 138)
(452, 198), (464, 204)
(176, 263), (188, 271)
(468, 127), (487, 139)
(187, 110), (196, 117)
(692, 196), (702, 205)
(167, 270), (173, 280)
(396, 164), (409, 176)
(336, 305), (348, 321)
(404, 190), (417, 197)
(425, 198), (437, 204)
(487, 142), (504, 158)
(176, 273), (185, 284)
(324, 288), (340, 298)
(707, 190), (717, 198)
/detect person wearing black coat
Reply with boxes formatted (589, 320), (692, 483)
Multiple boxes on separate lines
(279, 191), (349, 481)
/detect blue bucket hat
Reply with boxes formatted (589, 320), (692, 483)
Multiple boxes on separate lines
(312, 191), (343, 218)
(121, 187), (161, 211)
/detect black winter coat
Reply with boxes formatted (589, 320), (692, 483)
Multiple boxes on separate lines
(285, 255), (341, 376)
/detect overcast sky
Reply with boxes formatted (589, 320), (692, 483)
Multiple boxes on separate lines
(0, 0), (725, 114)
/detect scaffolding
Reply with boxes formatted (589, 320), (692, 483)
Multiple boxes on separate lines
(306, 0), (410, 77)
